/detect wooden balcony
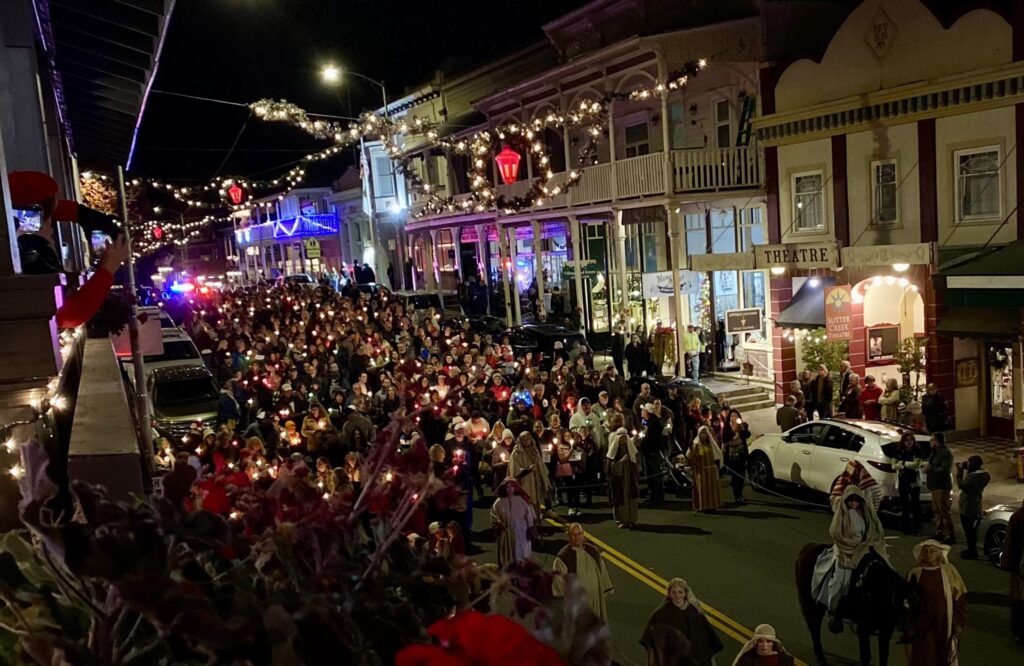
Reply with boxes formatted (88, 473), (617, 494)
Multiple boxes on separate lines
(417, 146), (763, 221)
(671, 146), (763, 193)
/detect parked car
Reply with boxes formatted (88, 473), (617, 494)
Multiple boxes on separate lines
(978, 503), (1014, 567)
(138, 305), (177, 329)
(444, 314), (508, 337)
(141, 329), (203, 375)
(624, 375), (723, 414)
(746, 418), (931, 507)
(393, 290), (462, 316)
(148, 365), (220, 439)
(354, 282), (393, 298)
(283, 273), (319, 290)
(505, 324), (590, 360)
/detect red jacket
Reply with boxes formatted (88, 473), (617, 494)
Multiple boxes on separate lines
(56, 268), (114, 329)
(860, 384), (883, 420)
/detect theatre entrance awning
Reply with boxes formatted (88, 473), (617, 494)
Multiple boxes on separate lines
(775, 277), (836, 329)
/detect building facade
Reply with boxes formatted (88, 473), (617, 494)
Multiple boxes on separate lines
(397, 4), (770, 370)
(756, 0), (1024, 439)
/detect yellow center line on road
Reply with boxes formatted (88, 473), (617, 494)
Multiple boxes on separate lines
(545, 517), (808, 666)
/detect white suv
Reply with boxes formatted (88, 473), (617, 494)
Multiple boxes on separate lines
(746, 419), (931, 504)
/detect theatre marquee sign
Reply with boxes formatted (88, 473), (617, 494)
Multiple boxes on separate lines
(755, 242), (837, 270)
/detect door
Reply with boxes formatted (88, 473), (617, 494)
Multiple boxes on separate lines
(773, 422), (830, 485)
(809, 425), (864, 493)
(986, 343), (1015, 439)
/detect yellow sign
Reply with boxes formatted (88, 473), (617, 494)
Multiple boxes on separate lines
(303, 238), (321, 259)
(825, 284), (852, 341)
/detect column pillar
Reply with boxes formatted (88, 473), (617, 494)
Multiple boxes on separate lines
(507, 225), (522, 325)
(0, 0), (52, 174)
(532, 219), (544, 320)
(608, 99), (619, 201)
(667, 205), (686, 376)
(423, 232), (438, 291)
(613, 209), (629, 323)
(476, 224), (489, 314)
(770, 276), (797, 405)
(497, 223), (513, 326)
(656, 54), (674, 193)
(568, 215), (585, 321)
(925, 267), (955, 425)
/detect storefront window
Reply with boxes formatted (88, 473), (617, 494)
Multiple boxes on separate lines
(711, 208), (737, 254)
(714, 271), (739, 317)
(437, 230), (456, 271)
(989, 345), (1013, 420)
(685, 213), (707, 255)
(739, 207), (765, 251)
(583, 223), (610, 333)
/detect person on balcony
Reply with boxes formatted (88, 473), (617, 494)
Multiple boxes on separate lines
(7, 170), (127, 329)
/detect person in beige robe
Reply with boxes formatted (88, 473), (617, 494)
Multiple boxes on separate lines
(552, 523), (614, 622)
(688, 425), (723, 512)
(508, 431), (550, 522)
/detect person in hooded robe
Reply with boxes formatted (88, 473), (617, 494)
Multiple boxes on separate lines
(905, 539), (967, 666)
(508, 430), (549, 523)
(688, 425), (723, 512)
(811, 477), (889, 633)
(607, 427), (640, 529)
(640, 578), (723, 666)
(731, 624), (796, 666)
(490, 478), (537, 568)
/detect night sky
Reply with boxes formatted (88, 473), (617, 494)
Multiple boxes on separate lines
(131, 0), (589, 186)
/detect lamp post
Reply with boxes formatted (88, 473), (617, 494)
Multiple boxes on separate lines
(320, 64), (401, 279)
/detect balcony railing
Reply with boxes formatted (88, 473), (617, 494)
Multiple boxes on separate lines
(413, 146), (763, 221)
(616, 153), (665, 199)
(672, 146), (762, 192)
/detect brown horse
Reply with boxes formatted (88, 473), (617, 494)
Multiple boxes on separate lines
(795, 543), (908, 666)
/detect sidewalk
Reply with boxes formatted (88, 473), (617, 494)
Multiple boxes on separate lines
(948, 436), (1024, 510)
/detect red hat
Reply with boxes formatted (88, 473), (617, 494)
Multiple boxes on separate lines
(53, 200), (79, 222)
(7, 171), (59, 208)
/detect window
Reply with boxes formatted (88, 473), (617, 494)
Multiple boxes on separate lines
(684, 213), (707, 255)
(437, 229), (456, 271)
(792, 171), (825, 232)
(374, 156), (395, 197)
(739, 206), (765, 250)
(624, 121), (650, 158)
(821, 426), (864, 453)
(871, 160), (898, 226)
(956, 147), (1000, 221)
(715, 100), (732, 148)
(787, 422), (830, 443)
(711, 208), (737, 254)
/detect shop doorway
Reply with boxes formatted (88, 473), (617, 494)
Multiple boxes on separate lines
(986, 343), (1015, 439)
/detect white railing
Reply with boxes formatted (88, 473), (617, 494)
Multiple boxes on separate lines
(616, 153), (665, 199)
(671, 146), (763, 192)
(495, 179), (534, 203)
(570, 162), (613, 206)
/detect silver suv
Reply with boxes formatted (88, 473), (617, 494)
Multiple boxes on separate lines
(149, 365), (219, 439)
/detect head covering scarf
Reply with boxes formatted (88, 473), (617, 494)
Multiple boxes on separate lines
(693, 425), (723, 466)
(606, 427), (638, 462)
(830, 484), (889, 568)
(665, 577), (702, 612)
(732, 624), (786, 666)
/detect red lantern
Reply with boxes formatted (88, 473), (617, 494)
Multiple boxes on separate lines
(495, 146), (521, 185)
(228, 183), (245, 205)
(153, 225), (163, 240)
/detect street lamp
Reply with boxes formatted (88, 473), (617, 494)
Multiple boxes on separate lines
(318, 64), (400, 278)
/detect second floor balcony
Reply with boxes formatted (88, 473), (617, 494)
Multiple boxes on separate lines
(414, 145), (763, 219)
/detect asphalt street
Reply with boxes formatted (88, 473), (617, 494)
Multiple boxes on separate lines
(470, 481), (1023, 666)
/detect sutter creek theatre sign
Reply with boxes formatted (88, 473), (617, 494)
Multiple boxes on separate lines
(754, 242), (837, 270)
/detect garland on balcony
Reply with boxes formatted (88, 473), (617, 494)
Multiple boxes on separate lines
(103, 57), (710, 236)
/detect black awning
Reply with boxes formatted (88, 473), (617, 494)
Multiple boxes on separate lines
(936, 307), (1021, 339)
(775, 276), (836, 329)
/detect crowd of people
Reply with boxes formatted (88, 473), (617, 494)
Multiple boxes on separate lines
(148, 275), (1024, 664)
